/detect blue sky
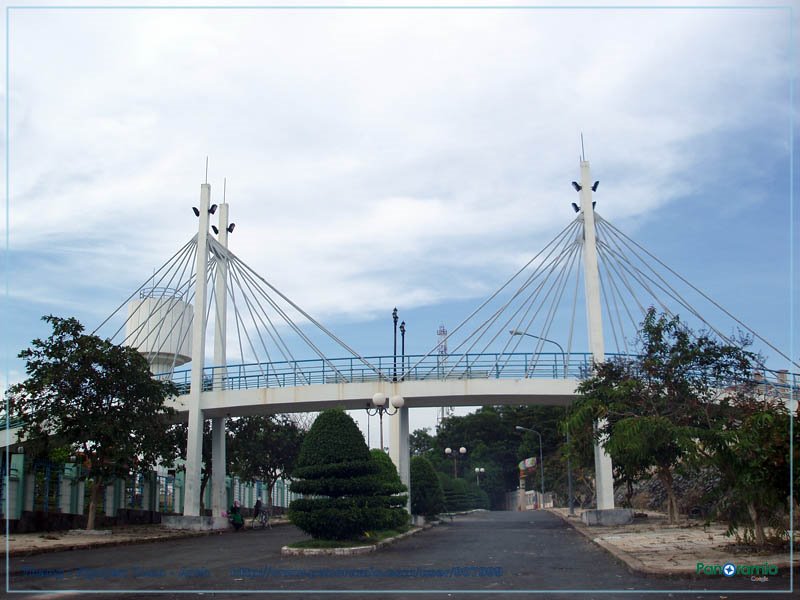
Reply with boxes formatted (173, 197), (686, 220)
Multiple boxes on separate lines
(2, 0), (798, 443)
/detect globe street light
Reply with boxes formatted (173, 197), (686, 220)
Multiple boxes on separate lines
(445, 446), (467, 478)
(367, 393), (404, 451)
(474, 467), (485, 487)
(515, 425), (545, 509)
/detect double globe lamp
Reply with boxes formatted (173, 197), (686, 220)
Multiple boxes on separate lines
(368, 392), (405, 451)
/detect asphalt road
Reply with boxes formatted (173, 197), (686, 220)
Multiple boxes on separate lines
(5, 511), (793, 599)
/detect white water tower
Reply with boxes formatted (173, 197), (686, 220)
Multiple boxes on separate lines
(125, 287), (193, 376)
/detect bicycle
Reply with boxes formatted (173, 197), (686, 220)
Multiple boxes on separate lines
(252, 508), (271, 529)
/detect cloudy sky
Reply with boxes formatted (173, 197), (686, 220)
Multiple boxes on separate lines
(3, 0), (798, 443)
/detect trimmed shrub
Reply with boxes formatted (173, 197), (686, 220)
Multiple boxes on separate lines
(369, 449), (409, 530)
(466, 483), (490, 510)
(288, 409), (405, 539)
(437, 472), (470, 512)
(410, 456), (445, 517)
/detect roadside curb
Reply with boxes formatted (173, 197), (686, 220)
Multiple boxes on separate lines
(546, 509), (797, 579)
(4, 519), (292, 558)
(281, 526), (425, 557)
(3, 530), (215, 558)
(547, 508), (709, 579)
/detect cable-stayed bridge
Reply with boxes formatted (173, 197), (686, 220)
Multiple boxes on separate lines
(92, 159), (797, 525)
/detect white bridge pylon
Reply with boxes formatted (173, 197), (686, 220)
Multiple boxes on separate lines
(97, 159), (797, 519)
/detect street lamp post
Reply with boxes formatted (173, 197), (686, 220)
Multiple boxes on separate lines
(474, 467), (485, 486)
(565, 427), (575, 516)
(445, 446), (466, 478)
(515, 426), (545, 509)
(399, 320), (406, 381)
(393, 308), (399, 382)
(511, 330), (574, 515)
(509, 330), (567, 377)
(367, 393), (405, 451)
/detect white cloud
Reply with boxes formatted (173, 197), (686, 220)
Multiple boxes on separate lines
(3, 3), (794, 373)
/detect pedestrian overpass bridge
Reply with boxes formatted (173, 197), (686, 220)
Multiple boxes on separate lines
(162, 351), (797, 419)
(164, 352), (588, 417)
(77, 158), (800, 523)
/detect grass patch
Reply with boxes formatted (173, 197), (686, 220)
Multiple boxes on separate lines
(288, 525), (412, 549)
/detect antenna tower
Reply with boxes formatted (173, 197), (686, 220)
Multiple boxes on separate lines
(436, 324), (454, 426)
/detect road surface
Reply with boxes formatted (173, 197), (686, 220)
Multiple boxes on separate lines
(5, 511), (792, 599)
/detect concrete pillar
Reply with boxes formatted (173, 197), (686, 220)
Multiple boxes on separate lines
(184, 182), (212, 516)
(59, 470), (72, 514)
(8, 478), (20, 519)
(211, 202), (229, 518)
(105, 481), (115, 515)
(176, 470), (185, 514)
(10, 453), (24, 518)
(23, 473), (34, 511)
(75, 480), (86, 515)
(388, 405), (410, 511)
(578, 159), (615, 511)
(142, 474), (152, 512)
(211, 419), (226, 517)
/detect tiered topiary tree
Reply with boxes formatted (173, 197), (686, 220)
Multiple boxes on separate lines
(410, 456), (445, 518)
(288, 409), (406, 540)
(437, 472), (470, 512)
(369, 449), (410, 530)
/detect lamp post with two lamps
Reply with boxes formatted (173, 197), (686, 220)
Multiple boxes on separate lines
(515, 425), (545, 509)
(474, 467), (485, 487)
(367, 393), (404, 452)
(445, 446), (466, 478)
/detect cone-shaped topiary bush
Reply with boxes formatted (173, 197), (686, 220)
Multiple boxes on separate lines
(369, 449), (410, 530)
(410, 456), (446, 517)
(288, 409), (407, 539)
(437, 472), (470, 512)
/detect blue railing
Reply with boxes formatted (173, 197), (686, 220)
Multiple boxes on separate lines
(158, 352), (800, 397)
(163, 352), (619, 394)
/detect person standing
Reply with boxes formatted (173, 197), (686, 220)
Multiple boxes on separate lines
(252, 497), (263, 526)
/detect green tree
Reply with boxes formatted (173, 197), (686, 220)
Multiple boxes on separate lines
(410, 456), (445, 517)
(566, 308), (757, 523)
(228, 414), (304, 512)
(410, 428), (436, 457)
(6, 315), (177, 529)
(703, 399), (794, 545)
(434, 405), (568, 509)
(288, 409), (405, 539)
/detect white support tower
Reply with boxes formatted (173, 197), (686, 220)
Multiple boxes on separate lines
(184, 182), (212, 517)
(578, 158), (616, 512)
(211, 201), (230, 518)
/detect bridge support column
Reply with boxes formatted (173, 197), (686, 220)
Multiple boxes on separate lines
(211, 202), (230, 519)
(184, 403), (204, 517)
(389, 406), (410, 512)
(577, 157), (624, 523)
(211, 417), (226, 517)
(184, 182), (212, 518)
